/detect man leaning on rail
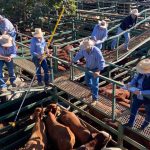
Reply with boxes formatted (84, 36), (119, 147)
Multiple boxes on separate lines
(70, 39), (105, 106)
(30, 28), (51, 87)
(111, 9), (140, 51)
(123, 59), (150, 130)
(0, 15), (16, 40)
(0, 35), (17, 93)
(91, 20), (108, 50)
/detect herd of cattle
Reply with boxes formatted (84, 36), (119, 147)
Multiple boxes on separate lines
(19, 104), (121, 150)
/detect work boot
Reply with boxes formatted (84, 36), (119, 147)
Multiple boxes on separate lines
(91, 100), (97, 106)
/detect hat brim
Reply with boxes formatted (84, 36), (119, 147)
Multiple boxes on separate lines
(136, 65), (150, 74)
(32, 32), (45, 37)
(1, 42), (12, 47)
(131, 13), (140, 16)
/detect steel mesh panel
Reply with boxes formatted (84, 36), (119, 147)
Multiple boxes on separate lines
(117, 112), (150, 138)
(14, 59), (36, 75)
(54, 77), (91, 99)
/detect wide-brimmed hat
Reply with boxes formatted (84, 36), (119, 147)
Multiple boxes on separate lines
(0, 35), (13, 47)
(0, 15), (4, 20)
(79, 39), (95, 50)
(32, 28), (45, 37)
(136, 59), (150, 74)
(130, 9), (140, 16)
(98, 20), (107, 28)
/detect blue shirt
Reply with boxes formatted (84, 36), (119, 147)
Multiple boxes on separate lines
(0, 45), (17, 58)
(120, 15), (137, 31)
(30, 37), (47, 57)
(129, 73), (150, 100)
(0, 18), (16, 35)
(73, 46), (105, 71)
(91, 24), (108, 47)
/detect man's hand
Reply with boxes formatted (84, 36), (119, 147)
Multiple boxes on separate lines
(4, 57), (11, 62)
(96, 40), (102, 44)
(47, 53), (52, 58)
(93, 71), (100, 78)
(133, 90), (141, 95)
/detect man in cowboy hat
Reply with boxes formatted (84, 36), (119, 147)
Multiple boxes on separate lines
(111, 9), (140, 51)
(91, 20), (108, 50)
(0, 34), (17, 92)
(30, 28), (51, 86)
(72, 39), (105, 105)
(123, 59), (150, 130)
(0, 15), (16, 40)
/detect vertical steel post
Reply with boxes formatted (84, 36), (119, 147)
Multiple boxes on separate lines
(112, 83), (116, 121)
(116, 36), (119, 61)
(69, 51), (74, 81)
(118, 123), (124, 149)
(53, 45), (58, 73)
(50, 57), (54, 83)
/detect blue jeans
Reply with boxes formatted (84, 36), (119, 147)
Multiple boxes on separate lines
(0, 60), (16, 89)
(111, 27), (130, 50)
(128, 96), (150, 128)
(85, 69), (99, 100)
(32, 57), (49, 84)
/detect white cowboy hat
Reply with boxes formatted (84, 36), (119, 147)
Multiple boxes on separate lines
(0, 35), (13, 47)
(130, 9), (140, 16)
(0, 15), (4, 20)
(136, 59), (150, 74)
(98, 20), (107, 28)
(79, 39), (95, 50)
(32, 28), (45, 37)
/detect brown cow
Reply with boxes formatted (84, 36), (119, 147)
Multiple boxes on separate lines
(75, 131), (112, 150)
(45, 107), (75, 150)
(20, 108), (47, 150)
(48, 104), (91, 144)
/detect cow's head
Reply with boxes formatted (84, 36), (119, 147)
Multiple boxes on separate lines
(30, 107), (44, 121)
(45, 103), (61, 117)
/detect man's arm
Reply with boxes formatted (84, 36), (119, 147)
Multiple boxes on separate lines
(72, 50), (84, 63)
(96, 29), (108, 44)
(96, 50), (105, 71)
(91, 25), (97, 41)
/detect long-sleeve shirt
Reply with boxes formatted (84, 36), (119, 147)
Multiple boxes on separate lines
(0, 18), (16, 35)
(73, 46), (105, 71)
(129, 73), (150, 100)
(91, 25), (108, 47)
(120, 15), (137, 31)
(0, 45), (17, 58)
(30, 37), (47, 57)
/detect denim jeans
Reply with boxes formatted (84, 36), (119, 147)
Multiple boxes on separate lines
(128, 96), (150, 128)
(111, 27), (130, 50)
(0, 60), (16, 89)
(85, 69), (99, 100)
(32, 57), (49, 84)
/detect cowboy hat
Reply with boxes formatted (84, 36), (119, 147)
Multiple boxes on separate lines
(98, 20), (107, 28)
(0, 35), (13, 47)
(0, 15), (4, 20)
(130, 9), (140, 16)
(79, 39), (95, 50)
(136, 59), (150, 74)
(32, 28), (45, 37)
